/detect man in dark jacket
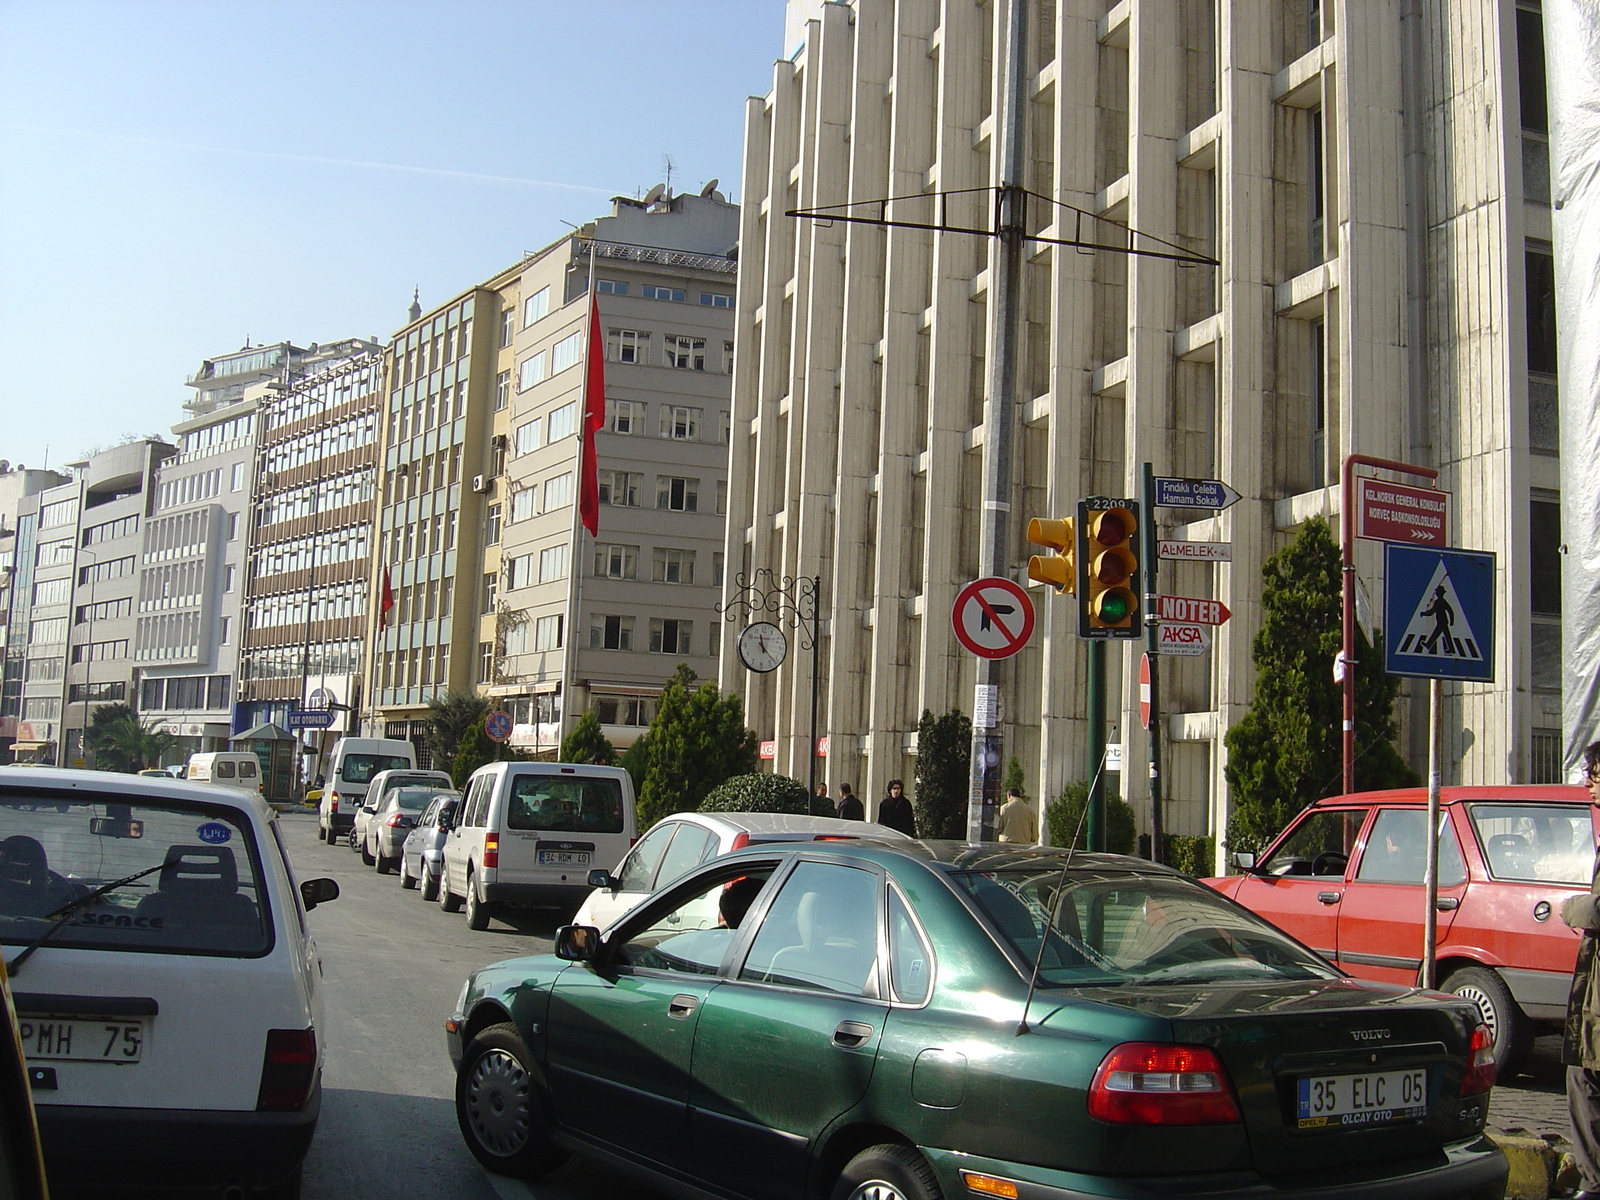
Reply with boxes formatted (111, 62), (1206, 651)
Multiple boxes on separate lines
(877, 779), (915, 837)
(1563, 740), (1600, 1200)
(835, 783), (864, 821)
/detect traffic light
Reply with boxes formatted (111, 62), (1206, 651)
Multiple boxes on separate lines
(1026, 516), (1076, 593)
(1076, 499), (1142, 638)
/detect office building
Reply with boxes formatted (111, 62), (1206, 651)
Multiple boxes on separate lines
(0, 462), (72, 761)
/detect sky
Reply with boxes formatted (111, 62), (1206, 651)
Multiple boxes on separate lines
(0, 0), (789, 472)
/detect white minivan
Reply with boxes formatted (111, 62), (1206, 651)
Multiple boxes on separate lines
(317, 737), (416, 843)
(185, 751), (263, 796)
(438, 761), (636, 930)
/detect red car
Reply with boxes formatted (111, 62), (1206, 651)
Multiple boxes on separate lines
(1205, 785), (1593, 1079)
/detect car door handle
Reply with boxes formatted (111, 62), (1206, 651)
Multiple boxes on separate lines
(668, 994), (699, 1020)
(833, 1021), (874, 1048)
(1436, 897), (1459, 911)
(1317, 891), (1342, 905)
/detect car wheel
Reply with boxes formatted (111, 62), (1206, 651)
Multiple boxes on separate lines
(465, 871), (493, 931)
(376, 851), (396, 875)
(439, 872), (463, 913)
(400, 857), (417, 889)
(347, 828), (359, 851)
(360, 837), (376, 867)
(421, 863), (441, 902)
(1445, 965), (1532, 1080)
(456, 1022), (568, 1179)
(830, 1144), (944, 1200)
(316, 825), (326, 843)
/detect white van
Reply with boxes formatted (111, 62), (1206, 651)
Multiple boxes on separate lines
(438, 761), (636, 931)
(184, 752), (262, 796)
(318, 737), (416, 843)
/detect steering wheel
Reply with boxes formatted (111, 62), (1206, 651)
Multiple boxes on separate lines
(1311, 852), (1348, 877)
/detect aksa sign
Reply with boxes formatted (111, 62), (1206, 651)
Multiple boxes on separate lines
(1157, 623), (1211, 656)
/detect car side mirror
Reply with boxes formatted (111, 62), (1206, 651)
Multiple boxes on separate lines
(1232, 852), (1257, 873)
(555, 924), (603, 962)
(301, 878), (340, 911)
(587, 869), (617, 891)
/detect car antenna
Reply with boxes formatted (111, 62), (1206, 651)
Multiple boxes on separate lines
(1017, 748), (1108, 1036)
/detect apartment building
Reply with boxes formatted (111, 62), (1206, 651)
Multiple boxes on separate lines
(0, 462), (71, 761)
(729, 0), (1560, 854)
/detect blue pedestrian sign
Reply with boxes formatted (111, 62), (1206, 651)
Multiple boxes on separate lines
(1152, 476), (1241, 511)
(1383, 545), (1496, 682)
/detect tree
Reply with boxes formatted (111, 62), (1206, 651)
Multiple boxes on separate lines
(85, 708), (176, 773)
(559, 711), (619, 765)
(912, 708), (972, 840)
(1046, 779), (1137, 854)
(635, 665), (760, 826)
(426, 691), (489, 769)
(451, 724), (498, 789)
(701, 773), (809, 815)
(1224, 517), (1419, 855)
(1003, 756), (1028, 800)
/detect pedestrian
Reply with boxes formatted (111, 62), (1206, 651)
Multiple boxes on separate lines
(812, 782), (836, 817)
(877, 779), (915, 837)
(994, 786), (1038, 844)
(1563, 739), (1600, 1200)
(836, 783), (864, 821)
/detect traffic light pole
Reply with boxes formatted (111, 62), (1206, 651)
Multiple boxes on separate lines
(1086, 640), (1106, 851)
(1142, 462), (1163, 863)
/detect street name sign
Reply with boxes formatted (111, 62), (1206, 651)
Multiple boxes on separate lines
(1153, 477), (1242, 511)
(287, 710), (334, 730)
(952, 577), (1036, 660)
(1359, 478), (1449, 547)
(1158, 539), (1232, 563)
(1157, 595), (1232, 626)
(1383, 544), (1495, 682)
(1157, 623), (1211, 656)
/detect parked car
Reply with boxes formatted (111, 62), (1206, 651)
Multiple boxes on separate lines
(184, 751), (264, 796)
(318, 737), (416, 843)
(351, 769), (454, 858)
(1205, 784), (1593, 1079)
(449, 841), (1505, 1199)
(401, 793), (461, 900)
(364, 786), (456, 874)
(573, 810), (911, 931)
(439, 762), (637, 930)
(0, 765), (340, 1197)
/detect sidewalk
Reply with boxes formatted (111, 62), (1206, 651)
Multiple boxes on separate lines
(1488, 1035), (1579, 1199)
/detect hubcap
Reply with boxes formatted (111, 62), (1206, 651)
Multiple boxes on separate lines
(465, 1049), (531, 1157)
(847, 1182), (907, 1200)
(1454, 984), (1498, 1040)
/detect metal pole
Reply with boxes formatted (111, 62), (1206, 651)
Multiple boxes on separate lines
(1422, 676), (1442, 988)
(1142, 463), (1162, 863)
(967, 0), (1028, 843)
(1086, 639), (1106, 851)
(807, 576), (820, 810)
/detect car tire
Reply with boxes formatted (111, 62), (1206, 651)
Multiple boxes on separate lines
(830, 1144), (944, 1200)
(465, 872), (492, 931)
(1445, 965), (1532, 1081)
(439, 873), (463, 913)
(376, 851), (396, 875)
(347, 828), (359, 851)
(456, 1022), (567, 1179)
(421, 864), (441, 902)
(400, 857), (417, 889)
(316, 825), (326, 843)
(360, 838), (376, 868)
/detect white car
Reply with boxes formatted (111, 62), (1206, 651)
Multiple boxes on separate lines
(0, 766), (339, 1197)
(572, 810), (911, 931)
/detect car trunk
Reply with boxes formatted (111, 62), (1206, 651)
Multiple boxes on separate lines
(1080, 978), (1483, 1178)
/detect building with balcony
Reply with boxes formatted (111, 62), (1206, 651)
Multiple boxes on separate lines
(0, 462), (72, 761)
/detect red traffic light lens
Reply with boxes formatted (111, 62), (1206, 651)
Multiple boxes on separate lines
(1093, 513), (1127, 546)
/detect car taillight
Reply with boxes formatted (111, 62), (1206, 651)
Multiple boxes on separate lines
(483, 834), (499, 869)
(1459, 1023), (1496, 1097)
(385, 814), (407, 827)
(1088, 1043), (1241, 1125)
(813, 834), (859, 841)
(257, 1028), (317, 1111)
(730, 831), (751, 852)
(329, 792), (339, 812)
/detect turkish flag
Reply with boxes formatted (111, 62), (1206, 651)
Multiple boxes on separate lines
(579, 291), (606, 537)
(379, 566), (394, 629)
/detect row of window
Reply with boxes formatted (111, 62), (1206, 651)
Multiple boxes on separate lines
(158, 468), (221, 512)
(138, 560), (210, 612)
(262, 413), (377, 476)
(504, 544), (570, 590)
(32, 579), (70, 607)
(35, 539), (73, 568)
(583, 615), (696, 656)
(398, 308), (472, 387)
(239, 640), (361, 682)
(74, 639), (129, 664)
(247, 580), (367, 630)
(594, 278), (732, 309)
(133, 611), (209, 661)
(389, 445), (463, 506)
(70, 681), (125, 704)
(39, 498), (79, 529)
(516, 330), (584, 392)
(259, 472), (373, 526)
(80, 556), (137, 585)
(608, 329), (734, 373)
(381, 509), (459, 568)
(502, 613), (565, 656)
(389, 380), (467, 445)
(83, 514), (138, 547)
(180, 413), (253, 456)
(143, 508), (213, 562)
(376, 643), (452, 693)
(598, 472), (724, 514)
(78, 597), (133, 624)
(512, 402), (579, 455)
(387, 576), (454, 628)
(140, 674), (231, 712)
(507, 472), (575, 523)
(265, 357), (384, 431)
(253, 526), (371, 579)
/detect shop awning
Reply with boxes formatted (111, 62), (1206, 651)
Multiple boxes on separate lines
(8, 741), (52, 752)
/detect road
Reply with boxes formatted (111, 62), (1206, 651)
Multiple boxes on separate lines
(282, 810), (662, 1200)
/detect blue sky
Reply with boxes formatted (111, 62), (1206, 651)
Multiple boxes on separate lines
(0, 0), (787, 471)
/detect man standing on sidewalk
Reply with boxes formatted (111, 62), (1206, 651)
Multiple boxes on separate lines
(994, 787), (1038, 844)
(1561, 740), (1600, 1200)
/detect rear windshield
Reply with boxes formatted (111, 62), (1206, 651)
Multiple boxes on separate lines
(392, 788), (452, 812)
(1468, 802), (1594, 883)
(507, 776), (625, 834)
(0, 791), (272, 958)
(339, 754), (412, 785)
(956, 869), (1336, 988)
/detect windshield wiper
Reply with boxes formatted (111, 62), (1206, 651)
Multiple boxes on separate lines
(6, 862), (167, 978)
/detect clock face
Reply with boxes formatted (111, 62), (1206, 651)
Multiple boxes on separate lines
(738, 621), (788, 673)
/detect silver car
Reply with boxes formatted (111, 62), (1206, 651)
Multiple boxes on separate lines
(400, 793), (461, 898)
(351, 769), (453, 857)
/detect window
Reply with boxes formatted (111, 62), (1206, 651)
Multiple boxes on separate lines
(510, 486), (536, 523)
(723, 341), (735, 374)
(1468, 802), (1593, 883)
(888, 889), (932, 1003)
(616, 823), (675, 892)
(596, 279), (628, 295)
(500, 307), (515, 347)
(523, 286), (550, 327)
(69, 681), (126, 704)
(642, 285), (686, 302)
(699, 292), (733, 308)
(481, 572), (497, 613)
(80, 556), (137, 584)
(478, 641), (494, 684)
(615, 867), (776, 974)
(657, 476), (698, 512)
(1527, 248), (1558, 376)
(653, 547), (696, 584)
(219, 616), (231, 645)
(504, 555), (531, 590)
(30, 617), (67, 644)
(713, 552), (724, 587)
(551, 331), (582, 374)
(1264, 809), (1370, 877)
(534, 614), (563, 651)
(660, 405), (701, 440)
(1356, 809), (1466, 887)
(739, 861), (880, 995)
(539, 544), (569, 583)
(495, 370), (511, 411)
(594, 543), (639, 579)
(40, 498), (79, 528)
(226, 512), (239, 541)
(82, 514), (138, 546)
(73, 639), (130, 663)
(507, 774), (624, 834)
(608, 329), (650, 363)
(518, 352), (548, 391)
(649, 618), (691, 655)
(515, 417), (543, 456)
(664, 336), (705, 371)
(486, 504), (502, 546)
(547, 402), (578, 441)
(33, 578), (70, 607)
(1532, 499), (1561, 615)
(599, 470), (642, 507)
(590, 614), (634, 650)
(224, 564), (236, 593)
(607, 399), (644, 434)
(593, 694), (655, 726)
(543, 473), (574, 511)
(75, 598), (131, 623)
(230, 462), (246, 491)
(37, 539), (73, 567)
(716, 479), (727, 515)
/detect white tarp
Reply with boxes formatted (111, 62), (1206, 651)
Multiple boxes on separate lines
(1547, 2), (1600, 776)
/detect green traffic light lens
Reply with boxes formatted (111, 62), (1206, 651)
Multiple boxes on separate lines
(1097, 591), (1130, 622)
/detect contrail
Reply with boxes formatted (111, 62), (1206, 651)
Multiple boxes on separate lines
(2, 121), (613, 194)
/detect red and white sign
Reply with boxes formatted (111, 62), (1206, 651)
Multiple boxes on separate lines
(1157, 595), (1232, 626)
(1358, 478), (1449, 547)
(1158, 623), (1211, 656)
(815, 736), (828, 758)
(951, 576), (1036, 660)
(758, 740), (776, 760)
(1139, 653), (1152, 729)
(1158, 539), (1232, 563)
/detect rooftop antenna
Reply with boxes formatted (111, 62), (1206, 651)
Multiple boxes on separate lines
(661, 154), (675, 194)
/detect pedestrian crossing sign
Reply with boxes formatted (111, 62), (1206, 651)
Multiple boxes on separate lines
(1383, 544), (1496, 682)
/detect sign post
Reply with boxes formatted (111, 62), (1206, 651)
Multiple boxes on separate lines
(952, 577), (1035, 842)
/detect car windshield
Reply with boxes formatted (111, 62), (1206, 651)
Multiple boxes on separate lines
(0, 792), (271, 958)
(340, 754), (412, 784)
(507, 776), (624, 834)
(956, 868), (1337, 987)
(392, 788), (451, 812)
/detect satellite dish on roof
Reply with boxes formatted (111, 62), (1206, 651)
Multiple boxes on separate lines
(643, 183), (666, 205)
(700, 178), (719, 197)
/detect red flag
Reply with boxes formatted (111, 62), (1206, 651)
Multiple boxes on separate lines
(579, 290), (606, 537)
(379, 566), (394, 629)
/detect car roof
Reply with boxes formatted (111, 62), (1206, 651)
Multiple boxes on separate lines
(1309, 785), (1589, 806)
(659, 811), (912, 839)
(0, 765), (273, 821)
(717, 836), (1187, 877)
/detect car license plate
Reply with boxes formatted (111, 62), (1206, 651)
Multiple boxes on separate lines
(1296, 1068), (1426, 1129)
(17, 1017), (143, 1065)
(538, 850), (592, 867)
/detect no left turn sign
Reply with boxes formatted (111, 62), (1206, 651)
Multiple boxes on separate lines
(952, 577), (1035, 660)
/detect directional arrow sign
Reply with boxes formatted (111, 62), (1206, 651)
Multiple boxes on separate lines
(1157, 595), (1232, 626)
(1158, 539), (1232, 563)
(1153, 476), (1242, 511)
(1358, 478), (1450, 548)
(287, 709), (335, 730)
(952, 577), (1036, 660)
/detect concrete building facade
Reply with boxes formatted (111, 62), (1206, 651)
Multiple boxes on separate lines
(728, 0), (1560, 852)
(0, 463), (72, 760)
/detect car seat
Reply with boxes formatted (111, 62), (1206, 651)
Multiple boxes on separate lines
(135, 845), (258, 929)
(764, 890), (877, 993)
(0, 835), (75, 918)
(1486, 833), (1531, 876)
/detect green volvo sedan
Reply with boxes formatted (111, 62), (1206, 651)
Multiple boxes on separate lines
(446, 842), (1507, 1200)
